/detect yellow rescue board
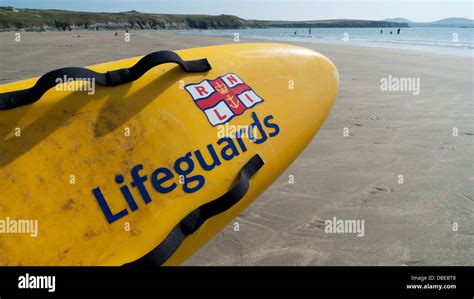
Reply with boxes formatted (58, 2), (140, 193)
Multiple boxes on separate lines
(0, 43), (338, 266)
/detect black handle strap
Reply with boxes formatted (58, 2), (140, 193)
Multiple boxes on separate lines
(0, 50), (211, 110)
(124, 154), (264, 267)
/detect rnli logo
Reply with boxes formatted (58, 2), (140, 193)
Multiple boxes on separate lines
(185, 73), (264, 126)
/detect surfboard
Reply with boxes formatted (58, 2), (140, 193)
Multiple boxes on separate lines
(0, 43), (338, 266)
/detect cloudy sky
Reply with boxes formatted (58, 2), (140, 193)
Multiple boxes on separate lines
(2, 0), (473, 22)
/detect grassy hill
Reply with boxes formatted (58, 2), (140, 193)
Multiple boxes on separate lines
(0, 7), (408, 31)
(0, 7), (262, 30)
(384, 17), (474, 27)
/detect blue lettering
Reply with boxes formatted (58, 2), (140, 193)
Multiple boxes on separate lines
(263, 114), (280, 137)
(116, 174), (138, 211)
(194, 144), (221, 171)
(151, 167), (177, 194)
(130, 164), (152, 204)
(174, 152), (205, 193)
(93, 113), (280, 224)
(92, 187), (128, 224)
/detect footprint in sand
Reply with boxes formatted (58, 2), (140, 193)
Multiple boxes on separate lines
(361, 187), (394, 206)
(293, 216), (326, 238)
(461, 193), (473, 202)
(368, 187), (394, 195)
(369, 116), (381, 121)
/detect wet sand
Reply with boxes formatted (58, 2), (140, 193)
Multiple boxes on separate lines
(0, 31), (472, 265)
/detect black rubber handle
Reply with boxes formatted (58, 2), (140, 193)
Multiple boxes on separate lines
(0, 50), (211, 110)
(124, 154), (264, 267)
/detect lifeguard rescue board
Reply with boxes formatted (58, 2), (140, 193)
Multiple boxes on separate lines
(0, 43), (339, 266)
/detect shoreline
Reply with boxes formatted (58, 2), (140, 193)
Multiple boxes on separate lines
(177, 29), (474, 57)
(0, 30), (472, 85)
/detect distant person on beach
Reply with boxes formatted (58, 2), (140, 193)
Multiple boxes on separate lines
(397, 28), (401, 34)
(294, 30), (297, 35)
(309, 28), (311, 35)
(390, 31), (393, 34)
(380, 29), (383, 34)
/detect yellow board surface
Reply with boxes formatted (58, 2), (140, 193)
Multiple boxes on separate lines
(0, 43), (338, 266)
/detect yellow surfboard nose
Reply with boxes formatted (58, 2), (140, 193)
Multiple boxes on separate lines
(0, 43), (338, 266)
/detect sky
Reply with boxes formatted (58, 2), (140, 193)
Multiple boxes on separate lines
(1, 0), (473, 22)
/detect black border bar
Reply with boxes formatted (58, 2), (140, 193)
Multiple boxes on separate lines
(0, 266), (472, 298)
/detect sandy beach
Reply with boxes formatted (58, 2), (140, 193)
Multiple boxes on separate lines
(0, 31), (472, 266)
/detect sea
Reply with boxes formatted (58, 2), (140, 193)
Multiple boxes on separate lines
(180, 27), (474, 56)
